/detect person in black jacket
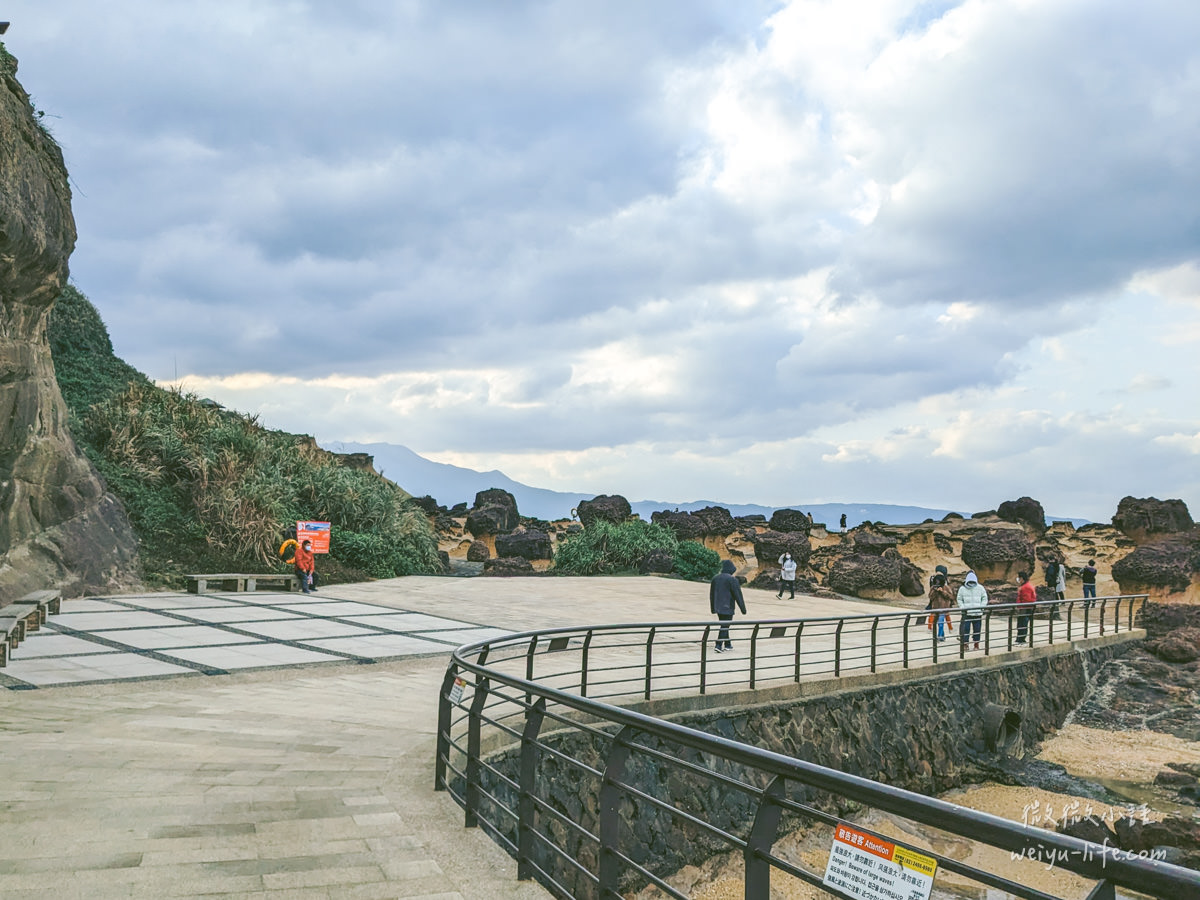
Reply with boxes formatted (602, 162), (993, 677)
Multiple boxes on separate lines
(709, 559), (746, 652)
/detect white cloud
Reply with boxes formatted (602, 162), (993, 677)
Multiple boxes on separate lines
(3, 0), (1195, 518)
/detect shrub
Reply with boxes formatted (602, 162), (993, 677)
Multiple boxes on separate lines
(552, 520), (677, 575)
(673, 541), (721, 582)
(49, 286), (441, 586)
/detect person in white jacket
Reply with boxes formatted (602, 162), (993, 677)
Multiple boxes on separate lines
(956, 571), (988, 650)
(777, 552), (798, 599)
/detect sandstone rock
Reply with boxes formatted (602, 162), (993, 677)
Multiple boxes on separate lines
(466, 488), (519, 536)
(735, 514), (767, 528)
(768, 509), (810, 534)
(495, 529), (552, 561)
(410, 495), (441, 516)
(750, 530), (812, 567)
(1154, 770), (1198, 787)
(997, 496), (1047, 534)
(1113, 496), (1194, 544)
(482, 557), (535, 576)
(639, 548), (674, 575)
(1145, 628), (1200, 664)
(1112, 533), (1200, 595)
(651, 510), (705, 540)
(0, 48), (138, 601)
(960, 529), (1035, 583)
(826, 554), (901, 598)
(689, 506), (736, 536)
(575, 494), (631, 528)
(853, 532), (898, 555)
(898, 559), (925, 597)
(437, 550), (450, 571)
(466, 540), (491, 562)
(449, 502), (468, 515)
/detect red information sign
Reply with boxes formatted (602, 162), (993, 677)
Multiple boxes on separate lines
(823, 823), (937, 900)
(296, 521), (331, 554)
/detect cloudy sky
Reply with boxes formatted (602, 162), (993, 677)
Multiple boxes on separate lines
(8, 1), (1200, 520)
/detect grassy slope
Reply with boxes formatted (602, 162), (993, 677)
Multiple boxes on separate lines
(48, 286), (441, 587)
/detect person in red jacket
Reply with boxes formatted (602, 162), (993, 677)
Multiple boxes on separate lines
(1016, 570), (1036, 645)
(294, 539), (316, 593)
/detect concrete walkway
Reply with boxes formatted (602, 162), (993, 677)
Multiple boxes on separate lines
(0, 576), (879, 899)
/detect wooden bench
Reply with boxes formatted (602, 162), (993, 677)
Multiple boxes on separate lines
(0, 589), (63, 667)
(186, 573), (299, 594)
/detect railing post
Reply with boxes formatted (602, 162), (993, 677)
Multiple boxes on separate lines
(644, 627), (656, 700)
(1006, 608), (1013, 653)
(1066, 601), (1073, 643)
(902, 614), (910, 669)
(435, 665), (458, 790)
(525, 636), (538, 707)
(518, 698), (547, 880)
(1049, 604), (1057, 644)
(700, 625), (711, 695)
(793, 622), (804, 683)
(1100, 598), (1108, 636)
(1086, 878), (1117, 900)
(983, 610), (991, 656)
(464, 676), (490, 828)
(834, 620), (844, 677)
(750, 623), (761, 689)
(599, 726), (636, 896)
(931, 612), (939, 664)
(870, 617), (879, 673)
(744, 776), (787, 899)
(580, 630), (593, 698)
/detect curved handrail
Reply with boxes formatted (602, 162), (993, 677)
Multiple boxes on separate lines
(435, 594), (1197, 899)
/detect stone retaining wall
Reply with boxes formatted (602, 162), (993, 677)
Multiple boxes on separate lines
(472, 634), (1139, 898)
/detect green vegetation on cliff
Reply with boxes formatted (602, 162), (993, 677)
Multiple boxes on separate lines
(48, 286), (441, 586)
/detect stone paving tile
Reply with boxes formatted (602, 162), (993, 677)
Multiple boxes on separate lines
(2, 653), (196, 686)
(6, 633), (119, 657)
(160, 644), (342, 670)
(298, 634), (451, 658)
(51, 610), (186, 630)
(230, 619), (379, 641)
(180, 606), (307, 624)
(92, 625), (262, 650)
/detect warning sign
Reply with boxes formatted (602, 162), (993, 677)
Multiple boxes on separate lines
(296, 521), (331, 554)
(822, 823), (936, 900)
(449, 677), (466, 706)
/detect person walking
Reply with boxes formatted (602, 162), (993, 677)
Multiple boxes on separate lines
(777, 552), (798, 599)
(1015, 570), (1036, 645)
(1081, 559), (1098, 608)
(709, 559), (746, 652)
(294, 539), (316, 594)
(956, 571), (988, 650)
(1054, 559), (1067, 601)
(927, 567), (955, 642)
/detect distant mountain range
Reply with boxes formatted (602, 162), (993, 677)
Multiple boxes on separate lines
(325, 441), (1089, 527)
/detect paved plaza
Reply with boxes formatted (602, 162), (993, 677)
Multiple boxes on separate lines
(0, 576), (1107, 898)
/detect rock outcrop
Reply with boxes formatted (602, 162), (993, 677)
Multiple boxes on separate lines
(767, 509), (810, 534)
(1112, 530), (1200, 603)
(960, 529), (1037, 583)
(997, 496), (1047, 535)
(495, 529), (553, 561)
(574, 494), (631, 528)
(0, 46), (138, 602)
(466, 488), (519, 536)
(650, 510), (706, 541)
(1112, 496), (1195, 545)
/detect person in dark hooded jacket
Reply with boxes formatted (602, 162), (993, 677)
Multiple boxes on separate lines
(709, 559), (746, 652)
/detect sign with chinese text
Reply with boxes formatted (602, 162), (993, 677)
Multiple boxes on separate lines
(296, 521), (332, 554)
(823, 823), (936, 900)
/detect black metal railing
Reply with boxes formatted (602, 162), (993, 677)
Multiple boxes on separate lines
(435, 594), (1200, 899)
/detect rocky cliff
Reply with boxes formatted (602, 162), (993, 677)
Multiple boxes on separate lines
(0, 46), (137, 601)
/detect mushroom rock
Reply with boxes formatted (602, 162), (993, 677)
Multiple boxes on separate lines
(575, 494), (631, 528)
(689, 505), (736, 536)
(852, 532), (899, 556)
(960, 529), (1036, 584)
(466, 488), (519, 536)
(750, 530), (812, 567)
(651, 510), (705, 541)
(997, 496), (1047, 535)
(495, 529), (553, 561)
(466, 540), (491, 562)
(768, 509), (811, 534)
(0, 47), (138, 602)
(1112, 496), (1194, 545)
(1112, 532), (1200, 603)
(826, 554), (902, 600)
